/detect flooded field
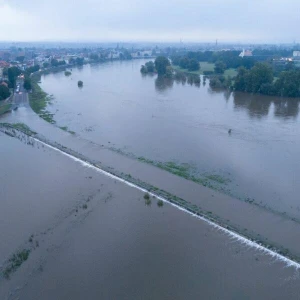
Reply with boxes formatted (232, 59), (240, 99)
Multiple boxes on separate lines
(1, 131), (300, 299)
(38, 59), (300, 220)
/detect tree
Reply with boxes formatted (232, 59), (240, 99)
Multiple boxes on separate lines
(234, 67), (248, 91)
(16, 56), (25, 63)
(25, 65), (40, 75)
(140, 65), (147, 74)
(75, 57), (84, 65)
(188, 59), (200, 71)
(214, 61), (226, 74)
(145, 61), (155, 73)
(43, 62), (50, 68)
(274, 70), (300, 97)
(7, 67), (21, 88)
(0, 84), (10, 100)
(246, 63), (273, 93)
(23, 76), (32, 91)
(51, 59), (66, 67)
(179, 57), (190, 69)
(90, 53), (99, 61)
(155, 56), (171, 76)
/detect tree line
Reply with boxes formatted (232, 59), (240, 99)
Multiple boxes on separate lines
(171, 56), (200, 71)
(234, 63), (300, 97)
(171, 51), (255, 72)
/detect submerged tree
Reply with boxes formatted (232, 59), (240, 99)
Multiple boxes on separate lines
(155, 56), (171, 76)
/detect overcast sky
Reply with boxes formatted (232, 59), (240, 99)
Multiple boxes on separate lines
(0, 0), (299, 43)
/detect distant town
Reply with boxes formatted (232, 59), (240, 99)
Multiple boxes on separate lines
(0, 42), (300, 80)
(1, 42), (300, 108)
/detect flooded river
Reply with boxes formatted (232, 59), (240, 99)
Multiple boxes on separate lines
(39, 59), (300, 219)
(1, 131), (300, 299)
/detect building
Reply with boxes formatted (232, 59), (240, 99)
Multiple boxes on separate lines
(0, 61), (10, 68)
(293, 51), (300, 57)
(293, 51), (300, 60)
(239, 49), (253, 58)
(131, 50), (153, 58)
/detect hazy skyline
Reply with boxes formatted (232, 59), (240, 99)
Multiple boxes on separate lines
(0, 0), (299, 43)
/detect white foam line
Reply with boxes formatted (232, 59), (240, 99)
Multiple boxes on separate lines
(34, 136), (300, 269)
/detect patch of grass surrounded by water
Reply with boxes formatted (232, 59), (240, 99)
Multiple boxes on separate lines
(2, 249), (30, 279)
(59, 126), (76, 135)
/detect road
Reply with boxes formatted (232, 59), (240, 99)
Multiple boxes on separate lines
(13, 81), (28, 107)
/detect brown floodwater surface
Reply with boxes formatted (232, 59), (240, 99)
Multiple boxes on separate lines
(1, 132), (300, 299)
(37, 60), (300, 220)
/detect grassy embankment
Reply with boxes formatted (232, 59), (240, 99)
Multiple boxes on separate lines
(29, 75), (75, 135)
(29, 75), (55, 124)
(173, 62), (237, 77)
(0, 122), (37, 136)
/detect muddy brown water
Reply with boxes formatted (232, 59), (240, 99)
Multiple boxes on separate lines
(1, 132), (300, 299)
(36, 60), (300, 220)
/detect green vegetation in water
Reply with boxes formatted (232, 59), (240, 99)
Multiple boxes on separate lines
(78, 80), (83, 87)
(157, 200), (164, 207)
(205, 174), (231, 184)
(145, 198), (152, 206)
(2, 249), (30, 279)
(0, 103), (12, 115)
(144, 193), (152, 205)
(141, 61), (156, 74)
(59, 126), (76, 135)
(64, 71), (72, 76)
(29, 75), (56, 124)
(82, 204), (88, 209)
(0, 122), (37, 136)
(137, 156), (232, 194)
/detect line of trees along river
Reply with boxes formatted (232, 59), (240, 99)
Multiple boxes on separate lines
(234, 63), (300, 98)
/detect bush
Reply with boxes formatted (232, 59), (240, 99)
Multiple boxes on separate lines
(157, 200), (164, 207)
